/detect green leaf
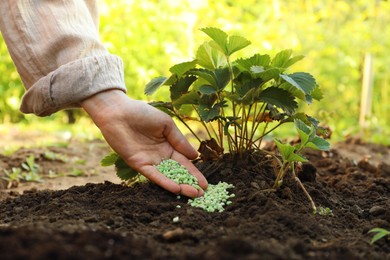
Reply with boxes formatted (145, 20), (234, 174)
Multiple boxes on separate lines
(279, 82), (305, 100)
(214, 67), (231, 90)
(200, 27), (228, 54)
(196, 42), (227, 69)
(190, 68), (217, 87)
(258, 87), (298, 115)
(172, 90), (200, 109)
(226, 35), (251, 56)
(368, 228), (390, 245)
(280, 72), (317, 96)
(288, 153), (309, 163)
(240, 88), (259, 105)
(235, 54), (271, 71)
(169, 60), (197, 78)
(274, 139), (296, 161)
(271, 49), (293, 68)
(100, 152), (119, 166)
(148, 101), (176, 117)
(170, 75), (197, 100)
(114, 157), (139, 181)
(116, 167), (139, 181)
(284, 55), (305, 68)
(252, 68), (280, 82)
(144, 76), (168, 95)
(311, 86), (324, 101)
(235, 78), (263, 97)
(200, 27), (250, 56)
(199, 85), (217, 94)
(199, 103), (220, 122)
(190, 67), (230, 90)
(295, 119), (311, 135)
(307, 136), (330, 151)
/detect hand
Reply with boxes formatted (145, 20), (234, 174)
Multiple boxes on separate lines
(81, 90), (208, 197)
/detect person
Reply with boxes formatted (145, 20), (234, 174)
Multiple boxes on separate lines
(0, 1), (208, 198)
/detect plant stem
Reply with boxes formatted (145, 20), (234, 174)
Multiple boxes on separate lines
(226, 55), (239, 150)
(294, 176), (317, 214)
(192, 105), (213, 140)
(175, 114), (202, 143)
(272, 162), (288, 189)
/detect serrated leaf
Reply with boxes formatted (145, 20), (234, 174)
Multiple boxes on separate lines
(258, 87), (298, 115)
(189, 67), (230, 90)
(116, 167), (139, 181)
(307, 136), (330, 151)
(274, 139), (296, 161)
(169, 60), (197, 78)
(252, 68), (280, 82)
(199, 85), (217, 94)
(170, 75), (197, 100)
(172, 90), (200, 109)
(311, 86), (324, 101)
(145, 76), (168, 95)
(250, 66), (265, 73)
(189, 68), (217, 87)
(284, 55), (305, 68)
(288, 153), (309, 163)
(199, 103), (220, 122)
(200, 27), (228, 54)
(148, 101), (176, 117)
(295, 119), (311, 135)
(226, 35), (251, 56)
(236, 54), (271, 71)
(279, 82), (306, 100)
(235, 78), (263, 97)
(280, 72), (316, 96)
(196, 42), (227, 69)
(271, 49), (293, 68)
(100, 152), (119, 167)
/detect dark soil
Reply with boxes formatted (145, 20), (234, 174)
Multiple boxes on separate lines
(0, 140), (389, 260)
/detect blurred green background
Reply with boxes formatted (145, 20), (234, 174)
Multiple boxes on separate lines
(0, 0), (389, 145)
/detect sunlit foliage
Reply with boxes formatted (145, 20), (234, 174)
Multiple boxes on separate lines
(0, 0), (389, 143)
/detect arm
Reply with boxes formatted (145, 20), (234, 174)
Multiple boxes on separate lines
(0, 0), (125, 116)
(0, 0), (207, 197)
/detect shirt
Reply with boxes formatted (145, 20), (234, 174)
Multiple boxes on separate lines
(0, 0), (126, 116)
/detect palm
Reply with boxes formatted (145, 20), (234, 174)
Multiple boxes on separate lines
(82, 91), (207, 197)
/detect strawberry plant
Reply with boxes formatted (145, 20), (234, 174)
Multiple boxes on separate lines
(102, 27), (329, 212)
(145, 27), (324, 159)
(273, 119), (330, 214)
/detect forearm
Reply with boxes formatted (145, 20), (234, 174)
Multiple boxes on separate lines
(0, 0), (126, 116)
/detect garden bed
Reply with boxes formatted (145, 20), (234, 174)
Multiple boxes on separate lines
(0, 139), (389, 259)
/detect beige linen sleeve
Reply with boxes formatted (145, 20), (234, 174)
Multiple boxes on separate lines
(0, 0), (126, 116)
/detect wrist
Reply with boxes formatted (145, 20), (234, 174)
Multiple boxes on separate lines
(81, 89), (129, 121)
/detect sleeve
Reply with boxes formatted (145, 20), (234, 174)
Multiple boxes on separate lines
(0, 0), (127, 116)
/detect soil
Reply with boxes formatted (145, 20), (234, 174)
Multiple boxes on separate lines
(0, 138), (389, 260)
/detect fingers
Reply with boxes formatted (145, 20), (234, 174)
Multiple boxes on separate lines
(138, 164), (205, 198)
(171, 151), (208, 190)
(163, 122), (198, 160)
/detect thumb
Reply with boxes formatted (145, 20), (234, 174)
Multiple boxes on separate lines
(163, 121), (198, 160)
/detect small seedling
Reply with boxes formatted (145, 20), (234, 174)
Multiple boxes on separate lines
(368, 228), (390, 245)
(2, 167), (23, 188)
(273, 119), (330, 214)
(21, 155), (43, 183)
(317, 207), (333, 216)
(43, 151), (68, 162)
